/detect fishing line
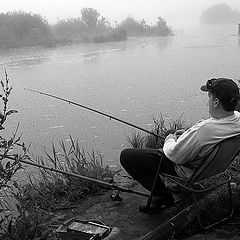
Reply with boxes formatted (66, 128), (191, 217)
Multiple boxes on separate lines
(24, 88), (164, 140)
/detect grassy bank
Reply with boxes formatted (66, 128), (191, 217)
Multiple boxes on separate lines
(22, 137), (116, 211)
(1, 137), (117, 239)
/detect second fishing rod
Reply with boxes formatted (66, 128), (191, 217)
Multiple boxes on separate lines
(24, 88), (164, 140)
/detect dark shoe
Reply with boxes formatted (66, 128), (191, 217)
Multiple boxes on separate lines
(139, 197), (175, 214)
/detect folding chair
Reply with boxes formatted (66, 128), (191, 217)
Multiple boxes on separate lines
(161, 134), (240, 230)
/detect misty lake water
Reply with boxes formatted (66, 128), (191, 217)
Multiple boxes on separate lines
(1, 30), (240, 169)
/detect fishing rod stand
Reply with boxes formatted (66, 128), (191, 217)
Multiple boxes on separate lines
(5, 155), (149, 201)
(110, 191), (123, 202)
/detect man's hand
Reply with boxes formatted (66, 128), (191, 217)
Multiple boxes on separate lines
(165, 133), (177, 142)
(165, 129), (185, 142)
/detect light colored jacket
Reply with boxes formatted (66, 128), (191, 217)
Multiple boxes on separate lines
(163, 111), (240, 179)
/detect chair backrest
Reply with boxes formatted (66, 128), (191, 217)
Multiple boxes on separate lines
(188, 134), (240, 185)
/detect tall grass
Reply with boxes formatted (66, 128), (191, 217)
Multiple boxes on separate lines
(0, 136), (117, 239)
(127, 113), (186, 149)
(21, 136), (116, 211)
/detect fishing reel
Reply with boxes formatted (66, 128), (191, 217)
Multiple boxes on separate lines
(110, 191), (123, 202)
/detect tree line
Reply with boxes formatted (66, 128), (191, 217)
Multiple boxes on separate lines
(200, 3), (240, 25)
(0, 8), (173, 49)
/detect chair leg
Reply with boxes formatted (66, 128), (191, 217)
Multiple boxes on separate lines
(145, 155), (163, 209)
(228, 181), (234, 217)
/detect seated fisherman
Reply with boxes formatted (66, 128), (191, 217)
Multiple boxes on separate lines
(120, 78), (240, 213)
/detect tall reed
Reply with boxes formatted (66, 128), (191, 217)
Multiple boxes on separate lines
(21, 136), (116, 211)
(127, 113), (186, 149)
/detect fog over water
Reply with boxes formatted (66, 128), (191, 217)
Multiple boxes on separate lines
(1, 0), (240, 30)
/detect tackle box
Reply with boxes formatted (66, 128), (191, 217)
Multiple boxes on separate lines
(56, 218), (111, 240)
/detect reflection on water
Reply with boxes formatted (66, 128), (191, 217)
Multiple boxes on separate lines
(1, 33), (240, 168)
(0, 37), (172, 68)
(0, 47), (49, 68)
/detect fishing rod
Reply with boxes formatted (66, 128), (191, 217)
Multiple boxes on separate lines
(24, 88), (164, 140)
(6, 155), (149, 198)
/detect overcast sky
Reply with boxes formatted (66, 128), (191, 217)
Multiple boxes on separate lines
(2, 0), (240, 29)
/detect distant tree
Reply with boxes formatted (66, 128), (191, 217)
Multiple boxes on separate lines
(52, 8), (112, 42)
(200, 3), (240, 24)
(52, 18), (87, 40)
(119, 17), (145, 36)
(156, 16), (172, 36)
(140, 19), (149, 32)
(119, 16), (172, 37)
(0, 11), (51, 48)
(140, 19), (146, 28)
(97, 16), (111, 32)
(81, 8), (100, 28)
(157, 17), (167, 27)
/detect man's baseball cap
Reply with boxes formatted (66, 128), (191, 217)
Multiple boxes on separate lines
(201, 78), (240, 104)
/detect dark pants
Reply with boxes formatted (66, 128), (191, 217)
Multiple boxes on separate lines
(120, 148), (178, 200)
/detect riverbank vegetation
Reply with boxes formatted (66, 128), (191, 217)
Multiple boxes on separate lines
(0, 140), (116, 240)
(0, 8), (173, 49)
(0, 70), (32, 239)
(22, 138), (116, 212)
(0, 12), (53, 49)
